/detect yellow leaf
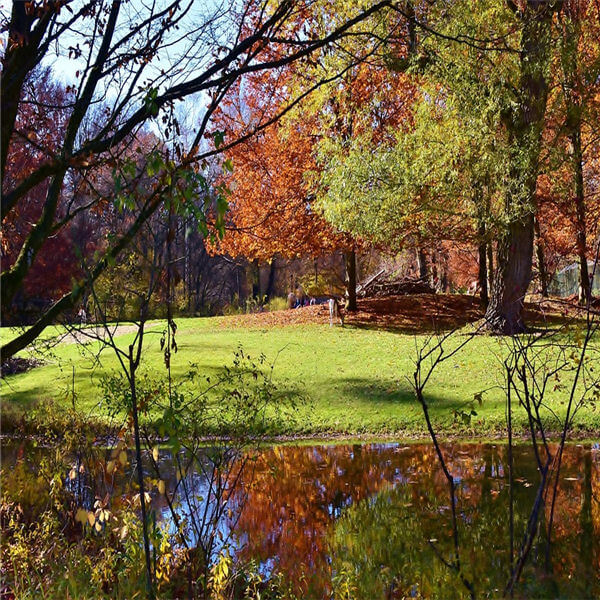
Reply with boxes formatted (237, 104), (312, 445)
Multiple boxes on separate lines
(94, 521), (102, 532)
(118, 451), (128, 466)
(120, 525), (128, 540)
(158, 480), (165, 495)
(87, 512), (95, 526)
(75, 508), (88, 525)
(106, 460), (116, 474)
(69, 468), (77, 480)
(152, 446), (159, 462)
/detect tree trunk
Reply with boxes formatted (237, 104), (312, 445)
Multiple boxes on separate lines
(416, 247), (427, 280)
(430, 250), (438, 290)
(485, 215), (535, 333)
(486, 242), (494, 295)
(265, 257), (277, 300)
(344, 249), (357, 311)
(251, 258), (260, 299)
(534, 215), (548, 297)
(560, 6), (591, 305)
(572, 128), (591, 305)
(484, 2), (555, 334)
(439, 247), (448, 292)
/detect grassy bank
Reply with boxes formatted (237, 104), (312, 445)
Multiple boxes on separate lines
(2, 307), (599, 438)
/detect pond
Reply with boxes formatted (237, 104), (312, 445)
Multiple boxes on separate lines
(2, 440), (599, 598)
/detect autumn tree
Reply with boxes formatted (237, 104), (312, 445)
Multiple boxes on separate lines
(316, 1), (567, 333)
(549, 0), (600, 303)
(209, 78), (359, 306)
(317, 84), (504, 305)
(1, 0), (395, 361)
(1, 68), (94, 319)
(479, 1), (562, 332)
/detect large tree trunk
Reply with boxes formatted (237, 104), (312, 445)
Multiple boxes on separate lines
(430, 250), (438, 290)
(484, 1), (555, 334)
(486, 242), (494, 295)
(485, 216), (535, 333)
(478, 241), (489, 306)
(344, 249), (357, 311)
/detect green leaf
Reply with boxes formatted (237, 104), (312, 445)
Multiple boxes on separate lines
(213, 130), (225, 149)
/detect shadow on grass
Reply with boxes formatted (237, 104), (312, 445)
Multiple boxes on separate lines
(334, 376), (473, 412)
(1, 389), (53, 432)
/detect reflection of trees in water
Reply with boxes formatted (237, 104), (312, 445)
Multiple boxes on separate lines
(4, 440), (597, 597)
(228, 443), (599, 598)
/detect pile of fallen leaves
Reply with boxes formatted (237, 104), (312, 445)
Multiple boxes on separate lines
(1, 356), (42, 378)
(220, 293), (592, 332)
(220, 304), (331, 329)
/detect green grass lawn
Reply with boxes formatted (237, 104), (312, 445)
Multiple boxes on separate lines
(2, 315), (599, 437)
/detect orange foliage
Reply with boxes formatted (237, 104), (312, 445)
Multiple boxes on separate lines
(211, 119), (351, 260)
(208, 22), (416, 261)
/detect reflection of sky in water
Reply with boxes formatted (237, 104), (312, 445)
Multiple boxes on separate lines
(143, 443), (600, 592)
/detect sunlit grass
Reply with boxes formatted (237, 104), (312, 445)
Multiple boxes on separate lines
(2, 315), (598, 437)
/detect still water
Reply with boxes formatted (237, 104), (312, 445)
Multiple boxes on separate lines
(4, 441), (600, 598)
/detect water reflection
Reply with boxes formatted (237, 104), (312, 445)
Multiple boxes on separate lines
(227, 443), (599, 598)
(2, 441), (598, 598)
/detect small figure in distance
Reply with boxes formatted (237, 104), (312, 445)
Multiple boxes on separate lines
(295, 284), (306, 308)
(287, 292), (297, 309)
(77, 305), (87, 325)
(328, 297), (345, 327)
(467, 280), (480, 296)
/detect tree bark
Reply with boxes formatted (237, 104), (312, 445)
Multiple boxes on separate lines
(485, 215), (535, 333)
(251, 258), (261, 299)
(484, 2), (555, 334)
(486, 242), (494, 295)
(572, 127), (591, 305)
(416, 247), (427, 280)
(344, 249), (357, 311)
(265, 257), (277, 300)
(430, 250), (438, 290)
